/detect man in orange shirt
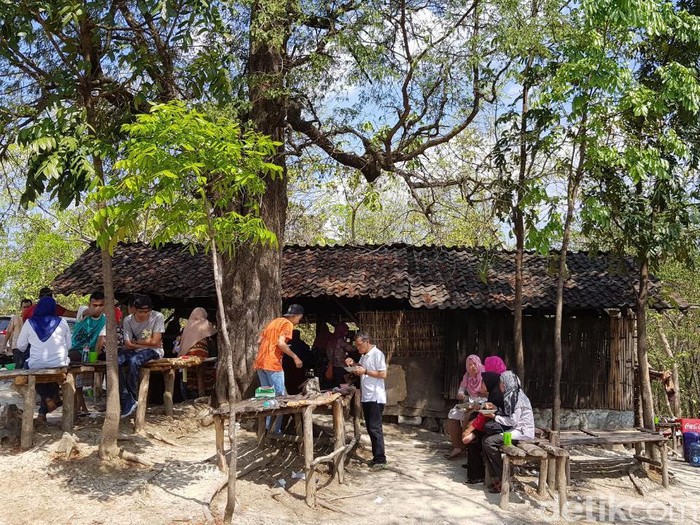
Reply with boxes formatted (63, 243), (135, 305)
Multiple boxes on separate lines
(255, 304), (305, 431)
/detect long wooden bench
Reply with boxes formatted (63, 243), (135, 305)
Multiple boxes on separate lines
(0, 364), (103, 449)
(134, 356), (214, 433)
(492, 440), (569, 516)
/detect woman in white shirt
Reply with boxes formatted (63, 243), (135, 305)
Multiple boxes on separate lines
(481, 371), (535, 493)
(16, 296), (71, 423)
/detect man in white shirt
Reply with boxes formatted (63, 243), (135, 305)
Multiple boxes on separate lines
(119, 294), (164, 418)
(346, 331), (388, 470)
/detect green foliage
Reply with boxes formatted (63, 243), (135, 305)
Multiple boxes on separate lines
(93, 102), (282, 256)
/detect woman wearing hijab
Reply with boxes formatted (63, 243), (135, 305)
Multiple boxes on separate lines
(461, 356), (507, 484)
(177, 308), (216, 398)
(16, 296), (71, 424)
(444, 354), (485, 459)
(481, 371), (535, 493)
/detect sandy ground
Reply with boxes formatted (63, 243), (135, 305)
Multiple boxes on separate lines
(1, 383), (699, 525)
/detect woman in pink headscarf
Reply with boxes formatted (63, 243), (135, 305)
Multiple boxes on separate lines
(462, 355), (508, 445)
(444, 354), (485, 459)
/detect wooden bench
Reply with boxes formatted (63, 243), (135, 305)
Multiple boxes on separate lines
(134, 356), (213, 433)
(0, 364), (102, 449)
(492, 440), (569, 515)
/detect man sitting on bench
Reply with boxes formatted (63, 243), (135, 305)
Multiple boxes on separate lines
(119, 294), (165, 418)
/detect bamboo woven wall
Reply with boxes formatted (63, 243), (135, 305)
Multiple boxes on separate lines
(444, 311), (636, 410)
(357, 310), (446, 363)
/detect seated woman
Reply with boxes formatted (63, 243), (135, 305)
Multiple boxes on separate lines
(461, 355), (507, 445)
(444, 354), (484, 459)
(16, 296), (71, 424)
(177, 307), (216, 398)
(481, 371), (535, 493)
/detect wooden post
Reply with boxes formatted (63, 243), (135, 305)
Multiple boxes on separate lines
(257, 416), (266, 447)
(538, 458), (548, 496)
(214, 414), (228, 473)
(62, 371), (76, 432)
(353, 389), (362, 441)
(196, 365), (205, 397)
(20, 377), (35, 450)
(134, 368), (151, 433)
(94, 371), (103, 399)
(548, 433), (558, 488)
(163, 369), (175, 416)
(500, 454), (511, 510)
(295, 413), (304, 454)
(303, 405), (316, 507)
(557, 456), (567, 516)
(660, 442), (669, 489)
(333, 398), (346, 484)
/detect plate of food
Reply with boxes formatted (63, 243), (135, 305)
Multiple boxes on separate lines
(478, 409), (497, 415)
(344, 366), (359, 372)
(455, 402), (479, 410)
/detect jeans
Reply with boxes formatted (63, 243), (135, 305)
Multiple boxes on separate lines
(362, 401), (386, 464)
(257, 369), (285, 432)
(118, 349), (160, 410)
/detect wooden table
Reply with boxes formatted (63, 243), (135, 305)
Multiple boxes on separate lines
(549, 429), (670, 488)
(212, 387), (361, 507)
(134, 356), (210, 433)
(0, 364), (103, 449)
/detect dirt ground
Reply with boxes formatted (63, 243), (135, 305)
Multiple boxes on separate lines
(1, 383), (699, 525)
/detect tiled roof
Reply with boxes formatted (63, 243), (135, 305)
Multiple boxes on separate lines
(51, 242), (680, 310)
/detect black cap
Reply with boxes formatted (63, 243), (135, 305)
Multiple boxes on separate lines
(284, 304), (304, 316)
(39, 287), (54, 297)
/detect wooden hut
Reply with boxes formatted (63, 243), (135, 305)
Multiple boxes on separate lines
(52, 243), (681, 424)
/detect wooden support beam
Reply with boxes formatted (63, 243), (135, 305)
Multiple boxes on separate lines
(21, 378), (35, 450)
(333, 398), (346, 484)
(62, 371), (76, 432)
(303, 406), (316, 508)
(214, 415), (227, 473)
(500, 455), (511, 510)
(660, 442), (669, 489)
(163, 369), (175, 416)
(134, 368), (151, 433)
(557, 457), (567, 516)
(538, 458), (548, 496)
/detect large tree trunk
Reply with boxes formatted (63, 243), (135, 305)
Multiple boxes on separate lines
(215, 1), (289, 405)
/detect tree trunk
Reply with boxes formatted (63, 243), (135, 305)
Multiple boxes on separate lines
(98, 244), (121, 458)
(658, 321), (682, 417)
(636, 257), (656, 434)
(214, 0), (289, 406)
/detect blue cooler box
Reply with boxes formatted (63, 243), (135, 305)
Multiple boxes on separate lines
(683, 432), (700, 463)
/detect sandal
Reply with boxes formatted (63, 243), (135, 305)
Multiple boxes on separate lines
(487, 480), (502, 494)
(45, 397), (63, 413)
(443, 449), (465, 460)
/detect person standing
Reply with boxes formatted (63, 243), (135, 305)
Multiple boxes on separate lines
(326, 322), (354, 387)
(346, 331), (388, 470)
(119, 294), (165, 418)
(254, 304), (304, 432)
(22, 287), (76, 321)
(4, 298), (32, 366)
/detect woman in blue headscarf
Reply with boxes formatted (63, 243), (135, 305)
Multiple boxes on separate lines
(16, 296), (72, 423)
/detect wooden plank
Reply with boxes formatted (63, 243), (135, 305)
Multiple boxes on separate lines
(163, 369), (175, 416)
(62, 371), (76, 432)
(517, 443), (547, 458)
(501, 445), (526, 457)
(303, 406), (316, 507)
(21, 378), (35, 449)
(353, 389), (362, 442)
(134, 368), (151, 433)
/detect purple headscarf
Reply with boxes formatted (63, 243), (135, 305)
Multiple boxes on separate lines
(459, 354), (484, 398)
(28, 296), (61, 342)
(484, 355), (507, 374)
